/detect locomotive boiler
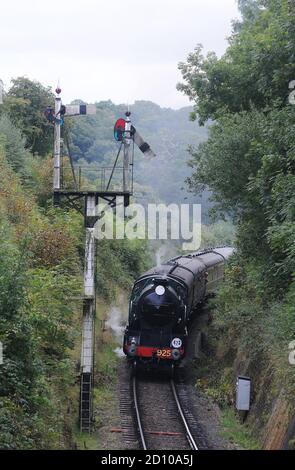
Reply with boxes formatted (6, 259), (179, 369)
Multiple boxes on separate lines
(123, 247), (233, 372)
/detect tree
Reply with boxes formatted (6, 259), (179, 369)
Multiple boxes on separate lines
(177, 0), (295, 125)
(237, 0), (265, 23)
(4, 77), (54, 156)
(0, 115), (31, 173)
(178, 0), (295, 289)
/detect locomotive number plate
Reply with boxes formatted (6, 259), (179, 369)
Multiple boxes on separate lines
(156, 349), (172, 358)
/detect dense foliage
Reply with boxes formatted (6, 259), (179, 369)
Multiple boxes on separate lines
(178, 0), (295, 292)
(0, 144), (82, 448)
(178, 0), (295, 444)
(0, 79), (150, 448)
(1, 77), (54, 156)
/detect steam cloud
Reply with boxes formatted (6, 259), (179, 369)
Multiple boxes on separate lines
(105, 299), (128, 357)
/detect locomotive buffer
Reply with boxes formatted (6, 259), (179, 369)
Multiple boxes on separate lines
(49, 85), (155, 433)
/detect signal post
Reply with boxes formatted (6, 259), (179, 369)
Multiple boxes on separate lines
(50, 86), (154, 432)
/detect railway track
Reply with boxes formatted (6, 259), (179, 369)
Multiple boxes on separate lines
(131, 374), (201, 450)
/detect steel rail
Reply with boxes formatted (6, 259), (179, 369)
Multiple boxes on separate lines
(170, 379), (199, 450)
(132, 374), (198, 451)
(132, 376), (147, 450)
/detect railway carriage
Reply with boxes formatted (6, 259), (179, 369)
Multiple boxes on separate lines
(123, 247), (233, 372)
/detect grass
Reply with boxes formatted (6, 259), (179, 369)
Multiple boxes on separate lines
(74, 383), (120, 450)
(74, 431), (98, 450)
(72, 287), (132, 450)
(95, 342), (119, 385)
(220, 408), (260, 450)
(73, 297), (125, 450)
(93, 384), (116, 428)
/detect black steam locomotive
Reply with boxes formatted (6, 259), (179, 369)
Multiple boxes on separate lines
(123, 247), (233, 371)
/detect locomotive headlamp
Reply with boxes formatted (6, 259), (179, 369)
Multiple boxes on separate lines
(171, 349), (181, 361)
(129, 338), (137, 356)
(129, 345), (136, 356)
(155, 285), (165, 296)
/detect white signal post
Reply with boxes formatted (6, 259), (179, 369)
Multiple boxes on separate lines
(80, 196), (97, 431)
(53, 86), (62, 190)
(123, 111), (132, 192)
(50, 91), (155, 433)
(84, 198), (96, 298)
(51, 86), (98, 432)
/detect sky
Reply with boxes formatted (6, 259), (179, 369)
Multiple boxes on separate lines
(0, 0), (240, 109)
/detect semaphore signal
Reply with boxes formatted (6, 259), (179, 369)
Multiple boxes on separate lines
(46, 84), (155, 433)
(64, 103), (96, 116)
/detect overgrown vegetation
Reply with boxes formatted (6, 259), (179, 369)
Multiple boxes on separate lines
(179, 0), (295, 447)
(220, 408), (260, 450)
(0, 143), (82, 449)
(201, 220), (235, 249)
(96, 238), (149, 301)
(0, 78), (150, 449)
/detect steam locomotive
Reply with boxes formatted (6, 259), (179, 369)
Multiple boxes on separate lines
(123, 247), (233, 372)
